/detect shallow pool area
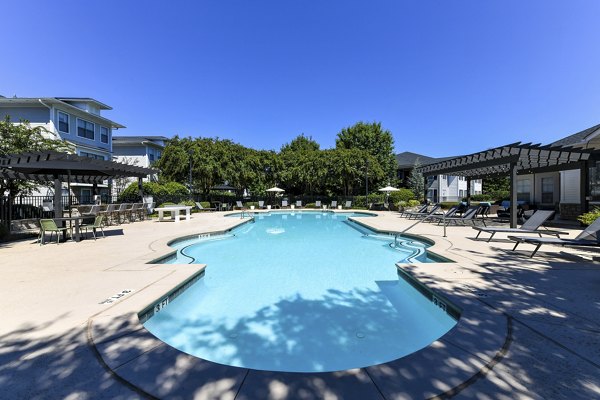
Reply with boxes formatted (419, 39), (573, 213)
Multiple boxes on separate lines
(144, 211), (457, 372)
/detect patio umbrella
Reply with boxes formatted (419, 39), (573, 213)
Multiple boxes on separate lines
(211, 183), (236, 191)
(266, 187), (285, 193)
(378, 185), (400, 207)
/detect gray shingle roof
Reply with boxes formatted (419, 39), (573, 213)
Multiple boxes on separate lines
(551, 123), (600, 147)
(395, 152), (456, 168)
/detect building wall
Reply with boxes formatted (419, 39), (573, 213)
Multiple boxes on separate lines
(52, 107), (112, 155)
(0, 106), (49, 123)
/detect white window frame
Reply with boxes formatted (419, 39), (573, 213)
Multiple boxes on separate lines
(76, 118), (95, 140)
(100, 126), (109, 144)
(57, 111), (70, 133)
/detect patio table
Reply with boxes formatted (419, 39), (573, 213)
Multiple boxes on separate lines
(53, 216), (84, 242)
(154, 206), (192, 222)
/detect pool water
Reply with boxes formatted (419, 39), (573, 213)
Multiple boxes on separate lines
(144, 211), (457, 372)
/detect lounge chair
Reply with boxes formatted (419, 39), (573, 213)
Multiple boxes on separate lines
(39, 219), (71, 245)
(405, 204), (440, 220)
(331, 200), (338, 209)
(296, 200), (302, 208)
(281, 200), (289, 208)
(473, 210), (567, 242)
(427, 205), (460, 224)
(509, 216), (600, 257)
(399, 203), (428, 218)
(235, 200), (245, 210)
(258, 200), (266, 209)
(195, 202), (216, 212)
(438, 205), (483, 226)
(315, 200), (322, 208)
(344, 200), (352, 209)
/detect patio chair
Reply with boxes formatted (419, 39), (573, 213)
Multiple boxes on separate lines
(195, 202), (216, 212)
(438, 205), (483, 227)
(296, 200), (302, 208)
(473, 210), (567, 242)
(331, 200), (338, 209)
(282, 200), (289, 208)
(81, 215), (105, 240)
(39, 219), (71, 245)
(258, 200), (266, 209)
(344, 200), (352, 209)
(315, 200), (322, 208)
(101, 204), (119, 225)
(509, 216), (600, 257)
(235, 200), (245, 210)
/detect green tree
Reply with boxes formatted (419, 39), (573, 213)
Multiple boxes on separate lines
(335, 122), (397, 186)
(407, 160), (425, 201)
(0, 116), (72, 196)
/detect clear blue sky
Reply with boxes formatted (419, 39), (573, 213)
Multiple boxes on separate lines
(3, 1), (600, 157)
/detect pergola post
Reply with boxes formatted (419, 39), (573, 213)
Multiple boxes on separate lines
(509, 162), (518, 228)
(423, 174), (428, 204)
(53, 177), (62, 218)
(138, 177), (144, 201)
(466, 177), (471, 205)
(580, 160), (589, 215)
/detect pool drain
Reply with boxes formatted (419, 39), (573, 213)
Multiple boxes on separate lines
(356, 332), (365, 339)
(229, 333), (238, 339)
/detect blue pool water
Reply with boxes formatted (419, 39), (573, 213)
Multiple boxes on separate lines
(144, 211), (457, 372)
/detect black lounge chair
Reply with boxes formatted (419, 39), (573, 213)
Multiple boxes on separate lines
(473, 210), (568, 242)
(427, 205), (461, 224)
(399, 203), (428, 218)
(509, 216), (600, 257)
(438, 205), (483, 227)
(405, 204), (441, 220)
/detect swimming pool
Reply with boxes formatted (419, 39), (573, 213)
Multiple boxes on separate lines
(144, 211), (457, 372)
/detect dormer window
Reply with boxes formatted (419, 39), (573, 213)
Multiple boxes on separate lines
(58, 111), (69, 133)
(100, 126), (109, 143)
(77, 118), (95, 140)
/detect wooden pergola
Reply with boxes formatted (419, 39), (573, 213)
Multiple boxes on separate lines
(0, 151), (157, 218)
(416, 142), (593, 227)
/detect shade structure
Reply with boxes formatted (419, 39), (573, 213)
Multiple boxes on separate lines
(378, 186), (400, 192)
(266, 187), (285, 192)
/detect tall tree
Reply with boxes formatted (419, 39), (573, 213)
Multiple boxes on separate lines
(335, 122), (396, 186)
(0, 116), (72, 196)
(407, 160), (425, 201)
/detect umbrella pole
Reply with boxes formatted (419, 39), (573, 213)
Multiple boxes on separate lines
(68, 170), (72, 218)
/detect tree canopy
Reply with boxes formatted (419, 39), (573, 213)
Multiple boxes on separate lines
(155, 121), (402, 198)
(0, 116), (72, 196)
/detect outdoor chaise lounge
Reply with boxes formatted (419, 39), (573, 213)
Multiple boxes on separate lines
(509, 216), (600, 257)
(399, 203), (428, 218)
(344, 200), (352, 209)
(296, 200), (302, 208)
(427, 204), (461, 224)
(404, 204), (441, 220)
(315, 200), (322, 208)
(235, 200), (245, 210)
(472, 210), (568, 242)
(437, 205), (483, 226)
(282, 200), (289, 208)
(195, 202), (216, 212)
(258, 200), (266, 209)
(331, 200), (338, 208)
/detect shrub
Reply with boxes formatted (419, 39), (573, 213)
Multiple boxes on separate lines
(440, 201), (460, 210)
(578, 207), (600, 226)
(304, 203), (316, 208)
(388, 188), (415, 204)
(354, 194), (385, 208)
(470, 194), (493, 202)
(407, 199), (420, 207)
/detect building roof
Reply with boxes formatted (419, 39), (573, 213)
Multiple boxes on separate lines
(550, 123), (600, 148)
(0, 96), (125, 128)
(112, 136), (168, 148)
(395, 151), (456, 168)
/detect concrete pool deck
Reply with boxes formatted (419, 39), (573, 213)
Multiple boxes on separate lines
(1, 210), (599, 399)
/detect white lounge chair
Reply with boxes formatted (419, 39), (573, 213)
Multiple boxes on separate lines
(258, 200), (265, 209)
(315, 200), (322, 208)
(331, 200), (338, 209)
(296, 200), (302, 208)
(344, 200), (352, 209)
(282, 200), (289, 208)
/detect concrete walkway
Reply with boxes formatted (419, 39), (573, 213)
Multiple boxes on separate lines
(0, 211), (599, 399)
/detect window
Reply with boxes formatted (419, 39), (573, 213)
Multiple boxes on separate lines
(517, 179), (531, 202)
(100, 126), (109, 143)
(77, 118), (95, 140)
(58, 111), (69, 133)
(541, 177), (554, 203)
(80, 151), (105, 160)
